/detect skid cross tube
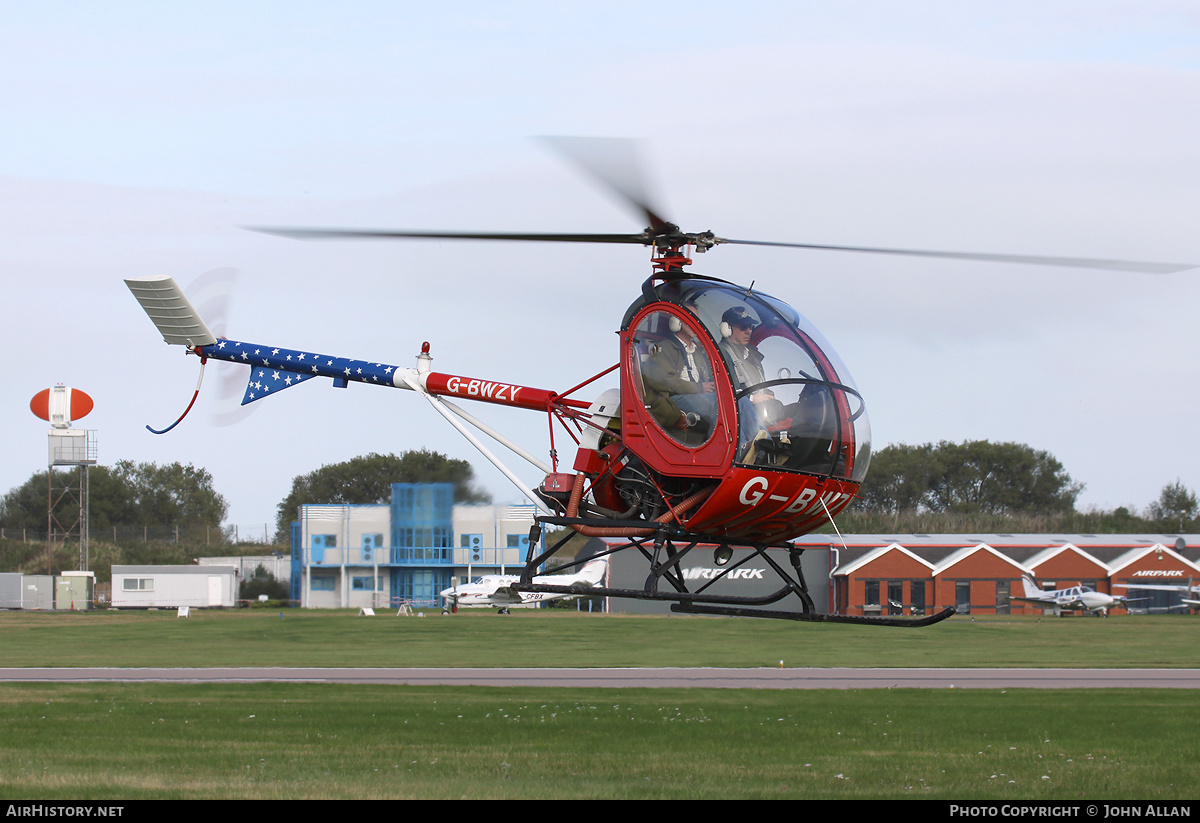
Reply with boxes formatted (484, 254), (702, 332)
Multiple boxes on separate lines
(519, 526), (812, 609)
(512, 516), (955, 626)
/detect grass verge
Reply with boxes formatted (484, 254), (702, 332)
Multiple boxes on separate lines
(0, 609), (1196, 669)
(0, 684), (1195, 800)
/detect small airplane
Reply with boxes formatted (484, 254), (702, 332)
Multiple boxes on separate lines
(1114, 579), (1200, 609)
(1014, 576), (1141, 616)
(440, 556), (608, 614)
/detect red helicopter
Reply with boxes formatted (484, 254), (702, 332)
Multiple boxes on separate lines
(126, 139), (1192, 627)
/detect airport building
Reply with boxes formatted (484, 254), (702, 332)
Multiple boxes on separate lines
(111, 565), (238, 609)
(606, 542), (833, 615)
(815, 534), (1200, 616)
(286, 481), (1200, 615)
(604, 533), (1200, 617)
(290, 483), (539, 609)
(0, 570), (95, 610)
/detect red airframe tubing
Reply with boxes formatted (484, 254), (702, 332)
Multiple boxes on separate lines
(556, 363), (620, 402)
(423, 372), (592, 412)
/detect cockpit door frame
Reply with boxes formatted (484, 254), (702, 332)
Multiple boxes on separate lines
(620, 303), (738, 478)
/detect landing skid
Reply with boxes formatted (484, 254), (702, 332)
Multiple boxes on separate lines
(515, 518), (954, 628)
(671, 602), (956, 626)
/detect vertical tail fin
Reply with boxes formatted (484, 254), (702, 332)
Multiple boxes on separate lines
(579, 556), (610, 586)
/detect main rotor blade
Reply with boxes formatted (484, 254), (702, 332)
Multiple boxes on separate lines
(248, 227), (654, 245)
(248, 227), (1194, 274)
(715, 237), (1195, 274)
(538, 136), (672, 231)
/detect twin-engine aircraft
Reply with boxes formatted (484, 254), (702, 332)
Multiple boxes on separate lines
(1014, 576), (1142, 616)
(439, 556), (609, 614)
(1114, 579), (1200, 609)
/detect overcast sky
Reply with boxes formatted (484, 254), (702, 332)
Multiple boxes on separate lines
(3, 2), (1199, 532)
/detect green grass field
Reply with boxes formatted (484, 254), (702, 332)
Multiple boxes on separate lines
(0, 684), (1195, 800)
(0, 608), (1197, 668)
(0, 609), (1197, 799)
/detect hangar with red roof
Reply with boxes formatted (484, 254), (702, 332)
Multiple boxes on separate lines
(809, 534), (1200, 616)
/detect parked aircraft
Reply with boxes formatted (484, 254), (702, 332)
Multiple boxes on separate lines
(1114, 579), (1200, 609)
(1013, 576), (1139, 616)
(440, 557), (608, 614)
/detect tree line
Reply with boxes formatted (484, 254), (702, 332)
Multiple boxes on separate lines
(849, 440), (1197, 533)
(0, 460), (228, 533)
(3, 443), (1196, 553)
(0, 450), (490, 548)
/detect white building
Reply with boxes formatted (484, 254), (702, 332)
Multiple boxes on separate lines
(111, 564), (238, 609)
(199, 554), (291, 585)
(291, 484), (538, 609)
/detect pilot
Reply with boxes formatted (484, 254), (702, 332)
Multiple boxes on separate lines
(720, 306), (783, 421)
(642, 316), (717, 435)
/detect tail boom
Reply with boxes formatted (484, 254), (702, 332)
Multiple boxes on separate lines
(128, 275), (594, 415)
(194, 339), (415, 405)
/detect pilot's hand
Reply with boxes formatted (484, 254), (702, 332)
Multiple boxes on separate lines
(701, 381), (715, 393)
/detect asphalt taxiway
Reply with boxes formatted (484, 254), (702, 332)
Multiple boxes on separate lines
(0, 667), (1196, 688)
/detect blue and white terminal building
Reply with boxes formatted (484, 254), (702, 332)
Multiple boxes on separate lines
(290, 483), (539, 609)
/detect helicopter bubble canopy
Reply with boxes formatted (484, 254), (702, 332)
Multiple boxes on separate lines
(625, 277), (872, 483)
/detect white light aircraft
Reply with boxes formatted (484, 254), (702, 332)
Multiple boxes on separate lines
(440, 557), (608, 614)
(1114, 579), (1200, 609)
(1013, 576), (1140, 617)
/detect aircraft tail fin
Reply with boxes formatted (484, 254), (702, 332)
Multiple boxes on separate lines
(574, 537), (607, 561)
(1021, 575), (1042, 599)
(238, 365), (318, 405)
(579, 556), (609, 586)
(570, 538), (609, 586)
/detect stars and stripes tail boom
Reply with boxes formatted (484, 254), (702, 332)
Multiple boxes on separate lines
(126, 275), (601, 513)
(189, 338), (591, 414)
(191, 338), (412, 405)
(126, 275), (591, 416)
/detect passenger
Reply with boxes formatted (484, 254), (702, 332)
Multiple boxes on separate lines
(642, 317), (717, 436)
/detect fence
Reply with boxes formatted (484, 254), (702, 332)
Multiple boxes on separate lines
(0, 524), (282, 546)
